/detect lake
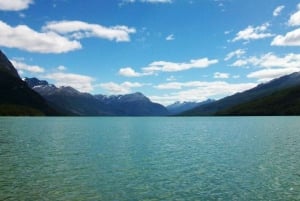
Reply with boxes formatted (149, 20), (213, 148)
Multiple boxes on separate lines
(0, 117), (299, 200)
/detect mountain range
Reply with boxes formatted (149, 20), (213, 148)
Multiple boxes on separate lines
(1, 50), (300, 116)
(25, 77), (169, 116)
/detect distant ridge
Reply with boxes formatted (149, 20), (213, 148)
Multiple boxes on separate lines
(216, 84), (300, 115)
(25, 77), (169, 116)
(167, 99), (215, 115)
(182, 72), (300, 116)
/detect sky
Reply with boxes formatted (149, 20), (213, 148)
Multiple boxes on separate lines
(1, 0), (300, 105)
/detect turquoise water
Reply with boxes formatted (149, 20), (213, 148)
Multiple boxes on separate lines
(0, 117), (299, 200)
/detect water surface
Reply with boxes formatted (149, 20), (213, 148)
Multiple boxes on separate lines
(0, 117), (299, 200)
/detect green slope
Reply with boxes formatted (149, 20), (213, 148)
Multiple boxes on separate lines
(182, 72), (300, 116)
(217, 85), (300, 116)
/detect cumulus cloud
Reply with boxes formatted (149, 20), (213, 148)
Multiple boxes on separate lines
(232, 23), (273, 42)
(271, 28), (300, 46)
(224, 49), (246, 61)
(0, 19), (136, 53)
(0, 20), (81, 53)
(214, 72), (230, 79)
(99, 81), (143, 94)
(11, 60), (45, 73)
(273, 5), (285, 17)
(232, 53), (300, 69)
(231, 53), (300, 82)
(0, 0), (33, 11)
(271, 4), (300, 47)
(44, 72), (94, 92)
(43, 20), (136, 42)
(118, 67), (145, 77)
(151, 81), (256, 105)
(288, 3), (300, 26)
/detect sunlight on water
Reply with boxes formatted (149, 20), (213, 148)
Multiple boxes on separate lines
(0, 117), (300, 200)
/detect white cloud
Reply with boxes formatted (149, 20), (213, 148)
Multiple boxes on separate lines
(142, 58), (218, 73)
(118, 67), (145, 77)
(100, 81), (143, 94)
(44, 72), (94, 92)
(288, 3), (300, 26)
(232, 23), (273, 42)
(151, 81), (256, 105)
(271, 4), (300, 47)
(0, 20), (81, 53)
(0, 0), (33, 11)
(232, 53), (300, 69)
(119, 58), (218, 77)
(247, 68), (299, 82)
(11, 60), (45, 73)
(271, 28), (300, 46)
(166, 34), (175, 41)
(224, 49), (246, 61)
(214, 72), (229, 79)
(247, 68), (300, 82)
(273, 5), (285, 17)
(43, 20), (136, 42)
(231, 53), (300, 82)
(0, 20), (135, 53)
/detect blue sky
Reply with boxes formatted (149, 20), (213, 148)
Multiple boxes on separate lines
(1, 0), (300, 105)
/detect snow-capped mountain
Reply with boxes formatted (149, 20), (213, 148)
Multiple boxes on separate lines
(24, 77), (169, 116)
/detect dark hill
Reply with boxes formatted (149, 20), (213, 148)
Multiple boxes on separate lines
(217, 85), (300, 115)
(0, 51), (58, 116)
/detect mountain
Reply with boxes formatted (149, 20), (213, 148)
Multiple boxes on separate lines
(25, 78), (169, 116)
(167, 99), (214, 115)
(0, 50), (20, 78)
(216, 84), (300, 115)
(95, 93), (169, 116)
(25, 78), (113, 116)
(182, 72), (300, 116)
(0, 51), (58, 116)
